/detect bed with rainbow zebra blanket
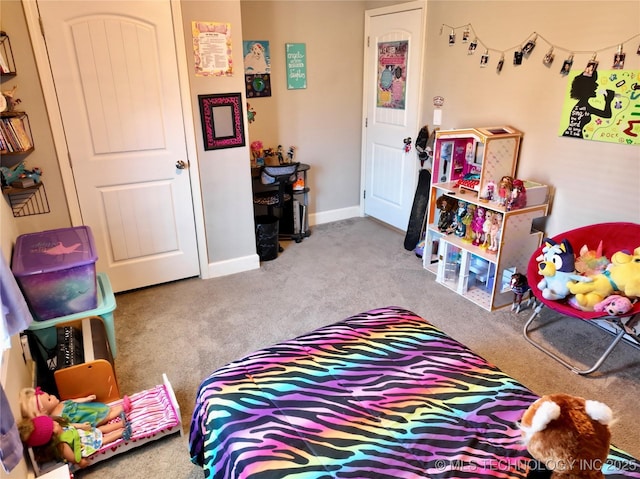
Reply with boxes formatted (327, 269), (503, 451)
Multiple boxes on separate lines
(189, 307), (639, 479)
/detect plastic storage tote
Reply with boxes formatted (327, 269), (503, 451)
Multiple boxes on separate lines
(12, 226), (98, 320)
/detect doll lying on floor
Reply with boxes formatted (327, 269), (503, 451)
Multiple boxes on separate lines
(18, 415), (131, 468)
(20, 386), (131, 427)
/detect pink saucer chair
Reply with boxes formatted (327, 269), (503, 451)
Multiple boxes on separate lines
(524, 222), (640, 375)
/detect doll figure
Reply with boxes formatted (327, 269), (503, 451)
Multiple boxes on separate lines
(507, 179), (527, 210)
(19, 415), (131, 469)
(436, 195), (458, 233)
(20, 387), (130, 428)
(481, 210), (494, 249)
(498, 176), (513, 206)
(481, 180), (495, 202)
(454, 201), (467, 238)
(471, 206), (486, 246)
(462, 204), (476, 243)
(488, 213), (502, 252)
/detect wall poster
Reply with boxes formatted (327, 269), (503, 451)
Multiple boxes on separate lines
(559, 69), (640, 145)
(243, 40), (271, 98)
(192, 22), (233, 77)
(286, 43), (307, 90)
(376, 40), (408, 110)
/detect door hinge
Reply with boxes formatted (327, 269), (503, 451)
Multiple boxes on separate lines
(365, 118), (368, 127)
(39, 17), (45, 37)
(367, 36), (370, 48)
(363, 190), (366, 199)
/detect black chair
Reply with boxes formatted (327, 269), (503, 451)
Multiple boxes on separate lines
(253, 163), (300, 254)
(253, 163), (300, 218)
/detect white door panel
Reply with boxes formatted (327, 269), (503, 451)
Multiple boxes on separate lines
(38, 1), (199, 292)
(363, 5), (424, 231)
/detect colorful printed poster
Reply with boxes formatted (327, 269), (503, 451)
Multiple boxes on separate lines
(559, 69), (640, 145)
(286, 43), (307, 90)
(377, 40), (408, 110)
(192, 22), (233, 77)
(243, 40), (271, 98)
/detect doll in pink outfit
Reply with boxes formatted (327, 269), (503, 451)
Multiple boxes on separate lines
(471, 206), (486, 246)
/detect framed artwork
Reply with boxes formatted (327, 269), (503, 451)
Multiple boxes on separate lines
(286, 43), (307, 89)
(198, 93), (245, 150)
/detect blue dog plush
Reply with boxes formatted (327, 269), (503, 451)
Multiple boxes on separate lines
(536, 238), (590, 301)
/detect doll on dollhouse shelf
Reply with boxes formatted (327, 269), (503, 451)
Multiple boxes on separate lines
(481, 210), (494, 250)
(498, 176), (513, 206)
(488, 212), (502, 252)
(454, 201), (468, 238)
(462, 204), (476, 243)
(471, 206), (486, 246)
(436, 195), (458, 234)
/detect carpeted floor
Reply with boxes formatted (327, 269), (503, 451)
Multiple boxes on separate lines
(75, 217), (640, 478)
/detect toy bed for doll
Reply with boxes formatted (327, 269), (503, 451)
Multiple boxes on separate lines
(189, 306), (640, 479)
(29, 374), (182, 476)
(524, 222), (640, 375)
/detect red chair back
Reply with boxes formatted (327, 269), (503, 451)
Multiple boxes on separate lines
(527, 222), (640, 320)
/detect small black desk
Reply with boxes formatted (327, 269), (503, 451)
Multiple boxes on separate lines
(252, 163), (311, 243)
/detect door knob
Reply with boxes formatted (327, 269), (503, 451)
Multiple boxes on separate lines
(176, 160), (187, 170)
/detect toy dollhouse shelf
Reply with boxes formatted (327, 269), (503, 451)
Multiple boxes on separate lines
(2, 182), (50, 217)
(422, 125), (550, 311)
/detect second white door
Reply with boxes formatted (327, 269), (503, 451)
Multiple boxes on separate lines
(362, 3), (425, 231)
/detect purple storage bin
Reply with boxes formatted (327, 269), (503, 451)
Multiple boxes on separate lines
(12, 226), (98, 321)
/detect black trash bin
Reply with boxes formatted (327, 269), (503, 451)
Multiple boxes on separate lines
(255, 215), (279, 261)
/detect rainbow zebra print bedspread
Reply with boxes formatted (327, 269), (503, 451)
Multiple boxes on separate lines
(189, 306), (640, 479)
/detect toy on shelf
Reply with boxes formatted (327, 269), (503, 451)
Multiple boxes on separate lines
(19, 414), (131, 469)
(481, 210), (493, 249)
(461, 204), (475, 243)
(497, 175), (513, 206)
(20, 386), (130, 428)
(507, 178), (527, 210)
(454, 201), (467, 238)
(436, 195), (457, 233)
(519, 393), (612, 479)
(471, 206), (486, 246)
(488, 212), (502, 252)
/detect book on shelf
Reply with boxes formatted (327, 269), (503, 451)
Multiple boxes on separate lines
(9, 117), (32, 150)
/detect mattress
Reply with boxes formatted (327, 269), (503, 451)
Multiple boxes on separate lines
(189, 307), (639, 479)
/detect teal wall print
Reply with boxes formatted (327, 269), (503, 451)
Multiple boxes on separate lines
(286, 43), (307, 90)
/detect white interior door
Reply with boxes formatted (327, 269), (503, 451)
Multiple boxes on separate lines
(37, 0), (200, 292)
(362, 4), (425, 231)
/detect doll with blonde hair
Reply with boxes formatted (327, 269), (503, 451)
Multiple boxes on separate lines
(20, 386), (130, 428)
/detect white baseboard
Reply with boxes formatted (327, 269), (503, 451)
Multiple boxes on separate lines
(310, 206), (361, 226)
(204, 206), (361, 279)
(206, 254), (260, 278)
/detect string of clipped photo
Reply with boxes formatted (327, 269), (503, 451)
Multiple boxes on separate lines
(441, 23), (640, 75)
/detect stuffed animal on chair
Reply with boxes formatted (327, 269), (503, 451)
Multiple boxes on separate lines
(536, 238), (590, 301)
(519, 393), (613, 479)
(568, 246), (640, 311)
(593, 294), (635, 316)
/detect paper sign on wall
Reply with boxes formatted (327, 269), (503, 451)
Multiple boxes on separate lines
(192, 22), (233, 77)
(286, 43), (307, 90)
(559, 69), (640, 145)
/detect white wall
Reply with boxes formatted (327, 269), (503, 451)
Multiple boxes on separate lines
(241, 1), (366, 216)
(422, 1), (640, 235)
